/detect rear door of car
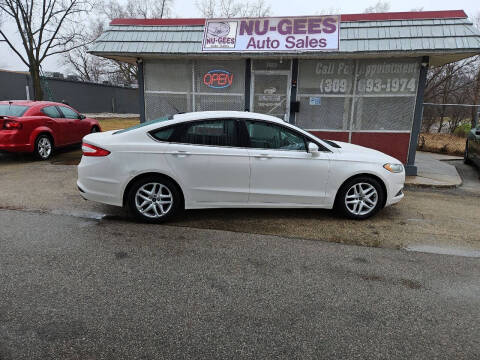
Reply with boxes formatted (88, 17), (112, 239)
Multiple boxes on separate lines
(242, 119), (330, 205)
(157, 118), (250, 205)
(41, 106), (66, 145)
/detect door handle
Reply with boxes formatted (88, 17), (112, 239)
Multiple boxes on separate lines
(174, 150), (190, 157)
(255, 154), (272, 159)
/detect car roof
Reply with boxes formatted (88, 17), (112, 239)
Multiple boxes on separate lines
(0, 100), (67, 107)
(169, 111), (286, 124)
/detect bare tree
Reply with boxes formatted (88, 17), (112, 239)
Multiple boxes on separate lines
(101, 0), (172, 19)
(63, 0), (172, 85)
(0, 0), (94, 100)
(424, 57), (480, 133)
(364, 1), (390, 13)
(196, 0), (271, 18)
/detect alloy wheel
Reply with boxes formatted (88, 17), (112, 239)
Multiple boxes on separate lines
(38, 137), (52, 159)
(345, 182), (378, 216)
(135, 182), (173, 218)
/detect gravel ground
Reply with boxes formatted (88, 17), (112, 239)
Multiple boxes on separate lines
(1, 150), (479, 252)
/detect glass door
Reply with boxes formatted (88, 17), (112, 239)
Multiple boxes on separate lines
(251, 71), (291, 122)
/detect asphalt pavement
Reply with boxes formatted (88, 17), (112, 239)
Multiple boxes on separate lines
(1, 209), (479, 359)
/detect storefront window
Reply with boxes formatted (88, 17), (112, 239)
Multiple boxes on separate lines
(296, 59), (354, 130)
(193, 60), (245, 112)
(144, 59), (245, 120)
(296, 58), (420, 132)
(353, 59), (419, 131)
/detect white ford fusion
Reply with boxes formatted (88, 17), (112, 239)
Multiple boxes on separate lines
(77, 111), (405, 222)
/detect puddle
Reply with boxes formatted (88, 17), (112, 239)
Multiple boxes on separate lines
(50, 159), (80, 165)
(405, 245), (480, 258)
(50, 209), (106, 220)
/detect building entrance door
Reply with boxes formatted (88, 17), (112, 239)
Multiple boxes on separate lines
(251, 71), (291, 122)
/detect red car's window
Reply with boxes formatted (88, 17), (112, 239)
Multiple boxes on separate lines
(58, 106), (80, 119)
(0, 104), (29, 117)
(42, 106), (62, 118)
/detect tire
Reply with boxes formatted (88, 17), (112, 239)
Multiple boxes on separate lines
(33, 134), (53, 160)
(91, 126), (99, 133)
(126, 175), (182, 223)
(335, 176), (385, 220)
(464, 140), (472, 164)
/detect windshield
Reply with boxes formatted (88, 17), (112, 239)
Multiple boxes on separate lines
(113, 116), (173, 134)
(0, 104), (29, 117)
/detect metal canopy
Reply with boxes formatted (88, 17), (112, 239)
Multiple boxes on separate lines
(89, 11), (480, 67)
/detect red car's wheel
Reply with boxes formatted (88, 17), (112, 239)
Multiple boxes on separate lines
(34, 134), (53, 160)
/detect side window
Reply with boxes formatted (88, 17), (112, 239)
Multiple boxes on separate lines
(150, 126), (177, 142)
(59, 106), (80, 119)
(245, 121), (307, 151)
(42, 106), (61, 118)
(179, 119), (237, 147)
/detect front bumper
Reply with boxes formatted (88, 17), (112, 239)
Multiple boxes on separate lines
(384, 171), (405, 207)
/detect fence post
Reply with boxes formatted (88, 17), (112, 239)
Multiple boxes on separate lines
(406, 56), (429, 176)
(474, 106), (479, 128)
(137, 59), (146, 124)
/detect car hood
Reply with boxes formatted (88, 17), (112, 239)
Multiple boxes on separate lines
(331, 141), (401, 164)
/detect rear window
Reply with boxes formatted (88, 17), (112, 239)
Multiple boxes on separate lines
(113, 116), (173, 134)
(0, 104), (29, 117)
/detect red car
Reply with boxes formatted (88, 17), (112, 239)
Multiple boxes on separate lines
(0, 100), (101, 160)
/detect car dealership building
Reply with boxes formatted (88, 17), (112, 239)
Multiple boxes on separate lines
(90, 10), (480, 175)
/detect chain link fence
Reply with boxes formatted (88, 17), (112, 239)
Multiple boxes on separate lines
(418, 103), (479, 156)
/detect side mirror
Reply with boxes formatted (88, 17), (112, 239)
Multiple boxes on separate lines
(80, 114), (86, 120)
(308, 142), (320, 157)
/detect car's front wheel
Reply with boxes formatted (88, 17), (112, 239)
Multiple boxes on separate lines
(126, 176), (182, 223)
(335, 177), (385, 220)
(33, 134), (53, 160)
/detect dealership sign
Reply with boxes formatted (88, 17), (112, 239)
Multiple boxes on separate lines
(202, 16), (340, 52)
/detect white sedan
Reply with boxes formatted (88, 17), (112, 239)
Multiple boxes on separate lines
(77, 111), (405, 222)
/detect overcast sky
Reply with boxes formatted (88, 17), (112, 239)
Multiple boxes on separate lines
(0, 0), (479, 73)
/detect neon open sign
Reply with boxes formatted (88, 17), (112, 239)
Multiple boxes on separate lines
(203, 69), (234, 89)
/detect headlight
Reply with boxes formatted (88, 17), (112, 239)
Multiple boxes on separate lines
(383, 163), (404, 173)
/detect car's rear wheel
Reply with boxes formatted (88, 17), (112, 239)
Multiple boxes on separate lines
(91, 126), (99, 133)
(34, 134), (53, 160)
(464, 140), (472, 164)
(335, 177), (385, 220)
(126, 176), (182, 223)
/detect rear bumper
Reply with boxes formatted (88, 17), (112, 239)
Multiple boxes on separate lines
(77, 155), (124, 207)
(0, 132), (32, 152)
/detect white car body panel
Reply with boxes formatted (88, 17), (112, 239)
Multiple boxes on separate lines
(77, 111), (405, 212)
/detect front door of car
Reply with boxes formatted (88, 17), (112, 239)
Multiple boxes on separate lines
(164, 119), (250, 205)
(244, 120), (330, 205)
(58, 106), (85, 143)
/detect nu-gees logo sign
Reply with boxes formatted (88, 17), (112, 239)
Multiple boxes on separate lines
(203, 69), (234, 89)
(202, 16), (340, 53)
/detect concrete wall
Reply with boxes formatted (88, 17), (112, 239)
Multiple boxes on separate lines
(0, 70), (139, 114)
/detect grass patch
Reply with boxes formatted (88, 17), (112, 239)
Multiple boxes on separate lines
(97, 117), (140, 132)
(417, 133), (465, 156)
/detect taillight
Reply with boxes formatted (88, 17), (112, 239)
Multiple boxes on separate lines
(3, 120), (22, 130)
(82, 143), (110, 157)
